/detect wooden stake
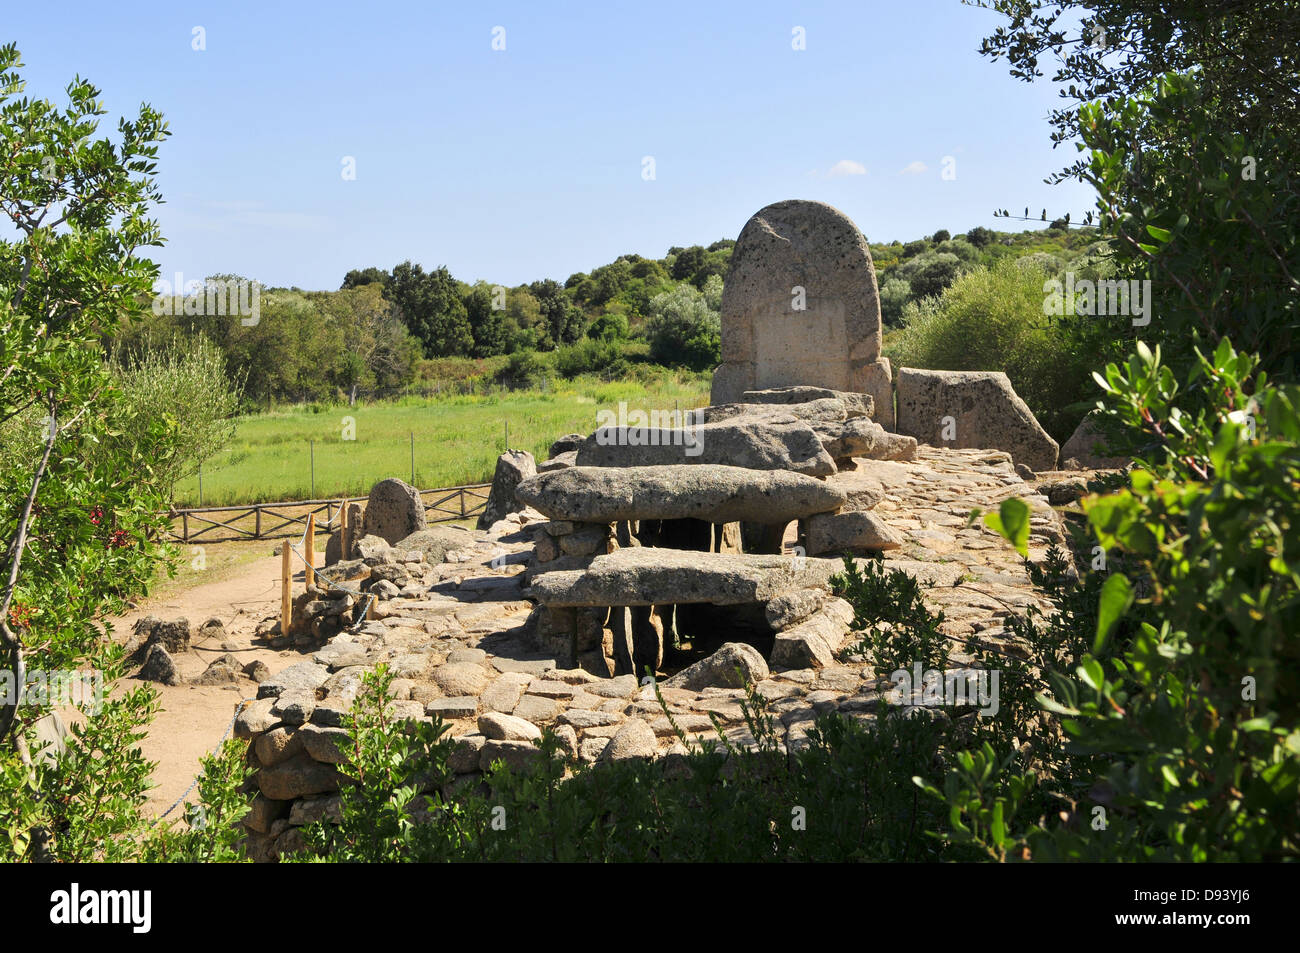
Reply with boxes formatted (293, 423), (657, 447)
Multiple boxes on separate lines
(305, 513), (316, 589)
(280, 541), (292, 635)
(340, 498), (350, 561)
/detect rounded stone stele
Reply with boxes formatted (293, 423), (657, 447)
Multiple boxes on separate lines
(711, 199), (886, 409)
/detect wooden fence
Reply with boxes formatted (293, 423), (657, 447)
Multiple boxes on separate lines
(167, 483), (492, 544)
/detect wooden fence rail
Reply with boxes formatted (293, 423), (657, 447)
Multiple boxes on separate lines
(167, 483), (492, 545)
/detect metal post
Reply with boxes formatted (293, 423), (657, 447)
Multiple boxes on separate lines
(310, 440), (315, 498)
(410, 431), (415, 485)
(198, 464), (203, 507)
(505, 420), (509, 452)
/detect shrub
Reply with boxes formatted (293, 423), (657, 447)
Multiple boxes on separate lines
(924, 339), (1300, 862)
(886, 257), (1113, 439)
(105, 333), (244, 498)
(904, 252), (963, 298)
(553, 338), (627, 379)
(495, 350), (548, 390)
(644, 281), (721, 371)
(585, 312), (629, 342)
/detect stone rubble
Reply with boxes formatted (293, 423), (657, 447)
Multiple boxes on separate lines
(237, 439), (1069, 862)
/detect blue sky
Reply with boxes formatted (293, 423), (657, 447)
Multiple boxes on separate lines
(5, 0), (1096, 290)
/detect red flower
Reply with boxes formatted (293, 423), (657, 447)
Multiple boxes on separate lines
(108, 529), (131, 549)
(6, 603), (32, 629)
(89, 506), (103, 525)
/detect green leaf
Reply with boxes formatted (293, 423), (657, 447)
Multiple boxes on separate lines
(983, 497), (1030, 558)
(1095, 572), (1133, 652)
(1146, 224), (1173, 242)
(1078, 658), (1105, 693)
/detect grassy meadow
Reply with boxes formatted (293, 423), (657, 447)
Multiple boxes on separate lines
(173, 373), (711, 506)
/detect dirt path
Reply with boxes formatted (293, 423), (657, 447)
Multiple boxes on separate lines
(106, 554), (300, 819)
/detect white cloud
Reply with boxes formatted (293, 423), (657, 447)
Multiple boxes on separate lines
(826, 159), (867, 178)
(899, 161), (928, 176)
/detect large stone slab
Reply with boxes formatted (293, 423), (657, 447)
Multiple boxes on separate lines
(574, 419), (836, 477)
(1060, 411), (1128, 469)
(478, 450), (536, 529)
(398, 525), (475, 564)
(664, 642), (769, 691)
(700, 398), (848, 426)
(711, 200), (885, 405)
(361, 478), (427, 545)
(529, 548), (844, 608)
(895, 368), (1059, 472)
(815, 417), (916, 462)
(803, 510), (902, 555)
(740, 385), (873, 419)
(515, 465), (846, 525)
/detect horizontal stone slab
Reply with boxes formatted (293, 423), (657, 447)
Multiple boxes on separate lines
(529, 547), (845, 607)
(699, 398), (848, 426)
(741, 386), (873, 419)
(515, 465), (846, 525)
(574, 419), (836, 477)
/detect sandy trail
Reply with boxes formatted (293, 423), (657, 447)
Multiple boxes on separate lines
(105, 554), (304, 819)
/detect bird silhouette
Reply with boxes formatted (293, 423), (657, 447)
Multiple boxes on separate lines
(1041, 209), (1047, 220)
(1024, 207), (1028, 218)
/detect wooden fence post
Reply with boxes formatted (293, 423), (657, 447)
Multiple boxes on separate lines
(305, 513), (316, 589)
(340, 498), (350, 561)
(281, 541), (292, 635)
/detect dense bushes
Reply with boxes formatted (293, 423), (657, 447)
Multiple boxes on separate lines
(643, 276), (722, 371)
(886, 257), (1116, 440)
(927, 339), (1300, 861)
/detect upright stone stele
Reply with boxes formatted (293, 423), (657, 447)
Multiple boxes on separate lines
(711, 200), (894, 429)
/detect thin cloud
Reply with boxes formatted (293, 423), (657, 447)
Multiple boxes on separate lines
(827, 159), (867, 178)
(899, 161), (928, 175)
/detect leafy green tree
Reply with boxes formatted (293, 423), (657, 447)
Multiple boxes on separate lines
(389, 261), (474, 358)
(340, 266), (390, 291)
(1079, 74), (1299, 382)
(903, 251), (963, 298)
(0, 43), (183, 860)
(530, 278), (585, 347)
(462, 281), (508, 358)
(105, 333), (244, 497)
(310, 283), (419, 400)
(586, 312), (629, 342)
(966, 226), (994, 247)
(670, 245), (706, 282)
(931, 229), (950, 242)
(975, 0), (1299, 184)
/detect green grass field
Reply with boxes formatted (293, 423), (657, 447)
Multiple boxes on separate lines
(173, 374), (711, 506)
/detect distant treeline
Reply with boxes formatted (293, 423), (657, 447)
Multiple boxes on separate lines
(108, 226), (1098, 410)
